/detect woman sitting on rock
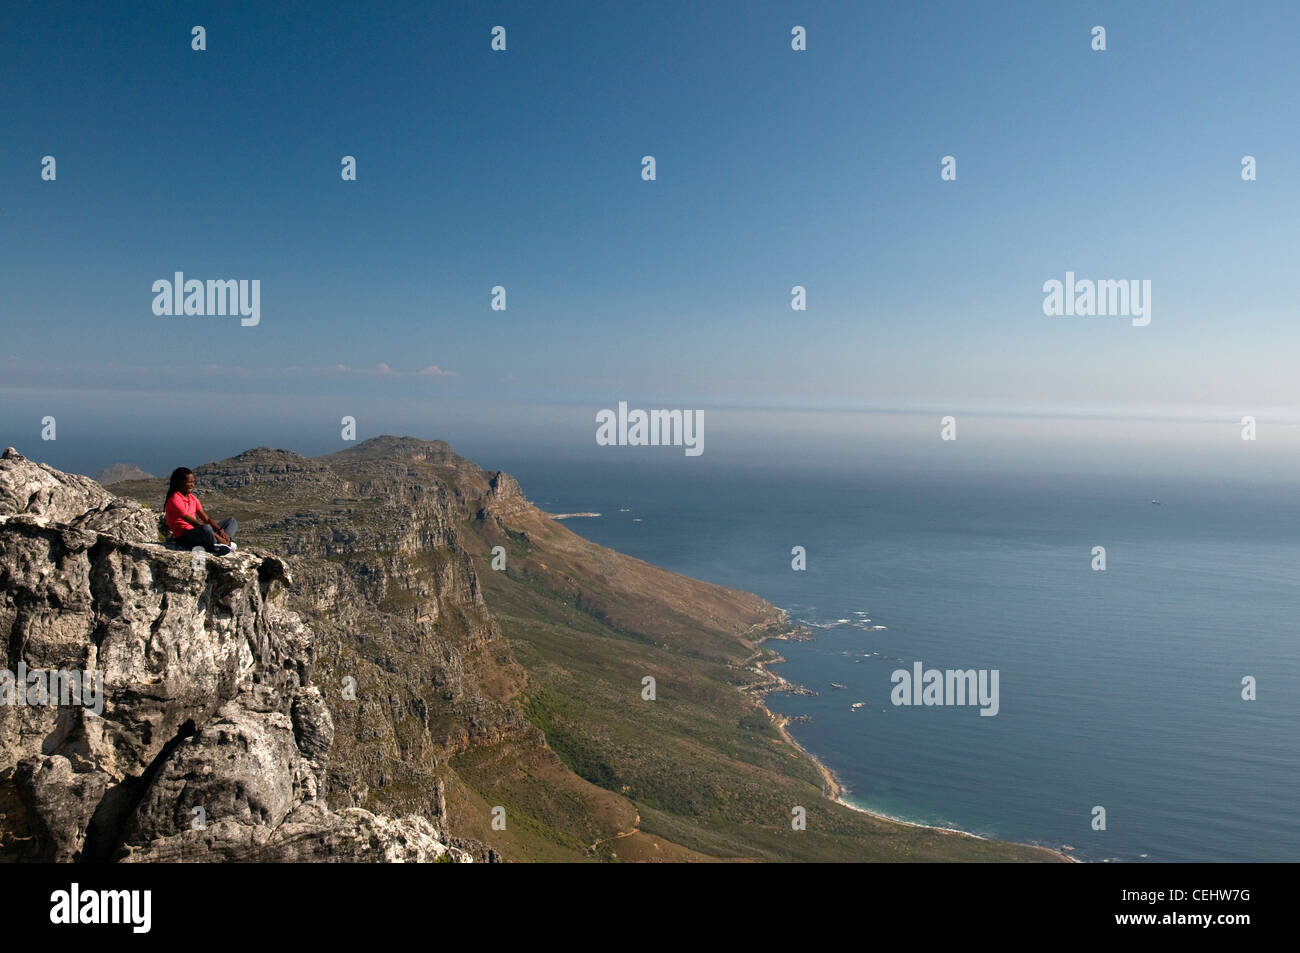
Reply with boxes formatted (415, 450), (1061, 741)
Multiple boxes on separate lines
(164, 467), (237, 554)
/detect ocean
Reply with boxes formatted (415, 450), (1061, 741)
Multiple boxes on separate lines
(506, 460), (1300, 863)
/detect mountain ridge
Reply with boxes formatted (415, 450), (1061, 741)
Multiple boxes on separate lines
(11, 439), (1066, 862)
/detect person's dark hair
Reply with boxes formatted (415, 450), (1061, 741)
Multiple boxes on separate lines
(166, 467), (194, 508)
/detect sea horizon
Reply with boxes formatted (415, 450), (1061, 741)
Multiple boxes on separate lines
(36, 429), (1297, 864)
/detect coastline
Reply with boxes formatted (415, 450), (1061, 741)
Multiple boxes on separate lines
(750, 613), (1078, 862)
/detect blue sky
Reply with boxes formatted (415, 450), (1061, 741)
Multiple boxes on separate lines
(3, 0), (1299, 475)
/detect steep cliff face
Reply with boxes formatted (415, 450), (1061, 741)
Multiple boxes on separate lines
(179, 443), (568, 840)
(105, 439), (638, 860)
(0, 447), (470, 862)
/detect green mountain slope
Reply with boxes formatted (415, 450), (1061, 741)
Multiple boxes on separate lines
(113, 437), (1064, 862)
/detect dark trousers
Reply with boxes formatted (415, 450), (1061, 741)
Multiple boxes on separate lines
(176, 517), (237, 553)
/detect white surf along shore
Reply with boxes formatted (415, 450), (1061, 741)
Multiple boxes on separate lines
(752, 609), (1077, 861)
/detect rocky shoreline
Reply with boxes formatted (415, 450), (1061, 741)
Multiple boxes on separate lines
(748, 611), (1076, 862)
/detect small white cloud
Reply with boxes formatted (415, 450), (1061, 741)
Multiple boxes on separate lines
(377, 362), (393, 374)
(418, 364), (457, 376)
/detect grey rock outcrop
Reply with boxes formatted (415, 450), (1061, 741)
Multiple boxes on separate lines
(478, 470), (530, 521)
(0, 447), (469, 862)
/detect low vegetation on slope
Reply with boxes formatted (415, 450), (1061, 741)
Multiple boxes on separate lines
(115, 438), (1063, 862)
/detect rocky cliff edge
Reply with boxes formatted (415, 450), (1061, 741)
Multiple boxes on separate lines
(0, 447), (470, 862)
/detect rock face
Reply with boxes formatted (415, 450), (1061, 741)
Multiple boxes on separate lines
(7, 438), (591, 861)
(0, 447), (470, 862)
(246, 439), (538, 827)
(479, 470), (530, 521)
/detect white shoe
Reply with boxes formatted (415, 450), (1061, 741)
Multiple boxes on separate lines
(225, 541), (237, 550)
